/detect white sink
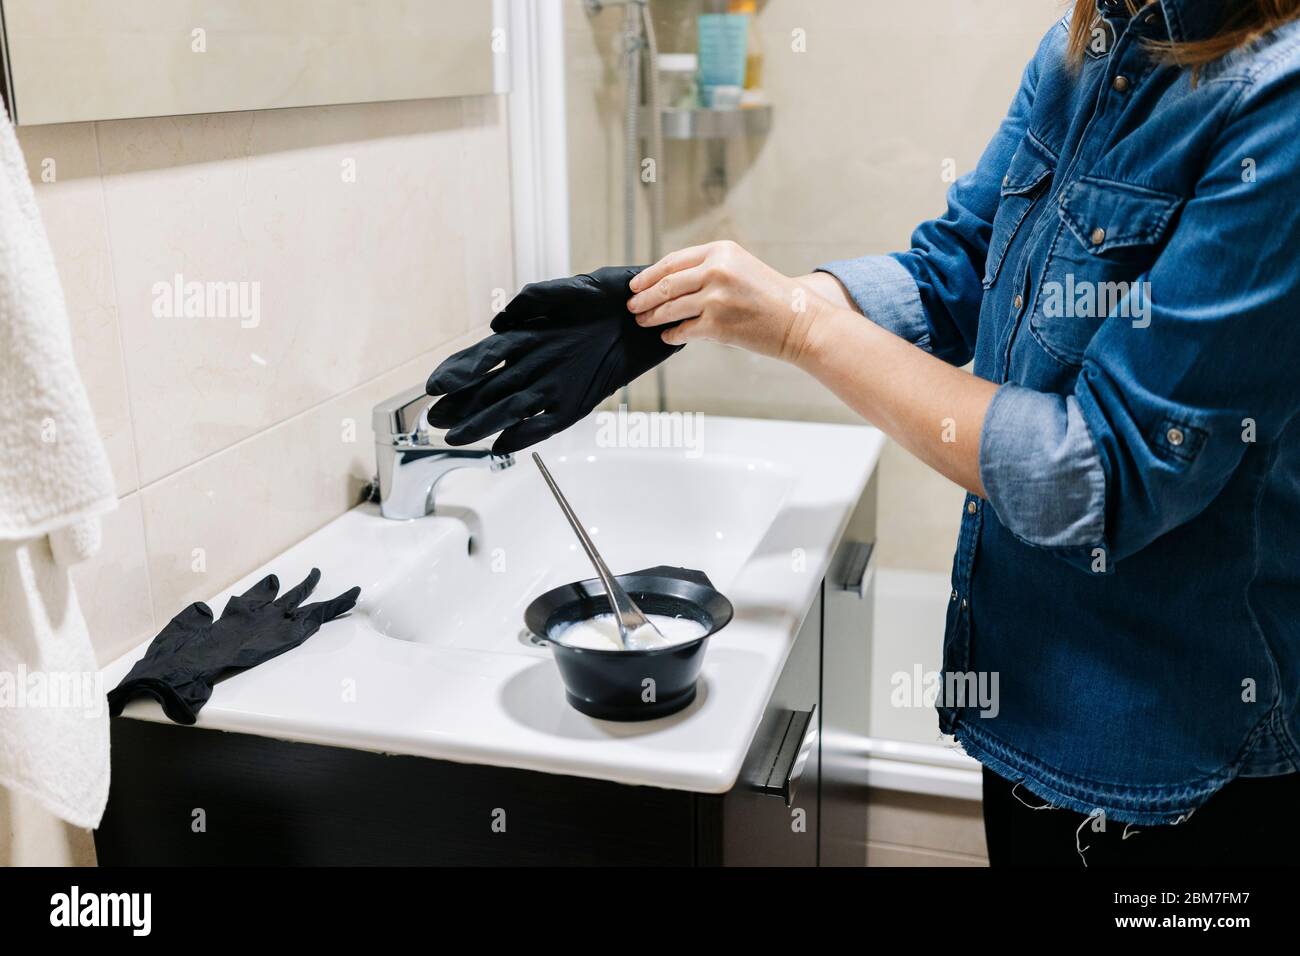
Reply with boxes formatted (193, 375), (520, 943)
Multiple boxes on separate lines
(364, 450), (792, 653)
(104, 414), (884, 793)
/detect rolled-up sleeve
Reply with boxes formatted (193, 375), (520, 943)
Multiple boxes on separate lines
(978, 70), (1300, 567)
(817, 254), (931, 350)
(980, 385), (1106, 549)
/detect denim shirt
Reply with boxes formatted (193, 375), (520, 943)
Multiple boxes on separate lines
(820, 0), (1300, 824)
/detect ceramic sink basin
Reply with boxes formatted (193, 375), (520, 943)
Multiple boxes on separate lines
(363, 449), (791, 653)
(103, 414), (885, 792)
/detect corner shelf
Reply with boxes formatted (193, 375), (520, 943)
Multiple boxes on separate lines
(647, 103), (773, 141)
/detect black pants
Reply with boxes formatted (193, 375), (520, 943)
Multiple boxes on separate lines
(982, 767), (1300, 867)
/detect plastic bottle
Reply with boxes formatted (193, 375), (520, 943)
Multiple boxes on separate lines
(727, 0), (763, 91)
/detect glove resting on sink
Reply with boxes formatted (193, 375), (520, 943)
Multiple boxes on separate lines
(425, 266), (683, 454)
(107, 569), (360, 725)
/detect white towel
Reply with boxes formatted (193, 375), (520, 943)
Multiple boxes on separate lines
(0, 102), (114, 828)
(0, 106), (116, 539)
(0, 537), (109, 829)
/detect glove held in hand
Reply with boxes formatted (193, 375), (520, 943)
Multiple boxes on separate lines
(425, 266), (682, 454)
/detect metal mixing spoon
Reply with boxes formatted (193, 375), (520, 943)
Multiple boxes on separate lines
(532, 453), (667, 650)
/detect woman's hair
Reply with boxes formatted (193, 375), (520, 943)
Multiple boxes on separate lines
(1068, 1), (1300, 72)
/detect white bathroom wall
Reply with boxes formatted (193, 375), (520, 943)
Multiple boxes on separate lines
(564, 0), (1061, 572)
(17, 95), (514, 666)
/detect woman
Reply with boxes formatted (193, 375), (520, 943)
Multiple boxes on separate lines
(428, 0), (1300, 866)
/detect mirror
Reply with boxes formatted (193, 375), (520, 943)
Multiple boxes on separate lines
(0, 0), (501, 126)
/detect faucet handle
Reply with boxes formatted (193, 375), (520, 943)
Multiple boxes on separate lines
(372, 386), (434, 445)
(372, 385), (503, 453)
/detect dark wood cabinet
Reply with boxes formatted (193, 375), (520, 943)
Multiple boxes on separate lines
(701, 588), (822, 865)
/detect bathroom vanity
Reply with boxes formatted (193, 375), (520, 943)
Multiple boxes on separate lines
(96, 416), (883, 866)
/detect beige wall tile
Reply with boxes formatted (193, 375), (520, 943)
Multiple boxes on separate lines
(19, 92), (512, 662)
(458, 95), (516, 336)
(15, 122), (138, 495)
(875, 442), (966, 572)
(96, 97), (479, 484)
(138, 340), (473, 624)
(655, 0), (1061, 254)
(69, 493), (154, 664)
(565, 0), (643, 271)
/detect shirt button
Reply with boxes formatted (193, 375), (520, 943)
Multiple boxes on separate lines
(1013, 294), (1024, 311)
(967, 500), (978, 515)
(1091, 227), (1106, 245)
(1166, 427), (1185, 446)
(961, 598), (969, 609)
(1113, 75), (1131, 92)
(951, 589), (959, 602)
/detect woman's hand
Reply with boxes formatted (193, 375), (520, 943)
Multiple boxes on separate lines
(627, 241), (825, 363)
(631, 240), (997, 498)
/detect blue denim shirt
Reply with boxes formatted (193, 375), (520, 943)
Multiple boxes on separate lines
(820, 0), (1300, 824)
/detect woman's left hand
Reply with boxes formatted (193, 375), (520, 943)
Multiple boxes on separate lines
(627, 241), (822, 363)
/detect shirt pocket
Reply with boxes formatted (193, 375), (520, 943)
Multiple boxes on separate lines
(982, 134), (1056, 290)
(1029, 177), (1183, 368)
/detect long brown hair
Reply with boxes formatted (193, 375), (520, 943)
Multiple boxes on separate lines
(1068, 0), (1300, 72)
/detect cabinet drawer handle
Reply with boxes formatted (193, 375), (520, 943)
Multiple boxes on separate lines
(760, 705), (819, 807)
(833, 540), (875, 599)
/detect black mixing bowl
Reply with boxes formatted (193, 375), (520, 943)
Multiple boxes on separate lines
(524, 565), (733, 721)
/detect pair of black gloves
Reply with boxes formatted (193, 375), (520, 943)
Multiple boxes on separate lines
(426, 266), (683, 453)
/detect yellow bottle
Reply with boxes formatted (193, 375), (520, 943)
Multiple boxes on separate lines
(727, 0), (763, 90)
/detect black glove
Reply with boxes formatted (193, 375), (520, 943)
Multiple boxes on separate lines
(425, 266), (683, 454)
(107, 569), (360, 725)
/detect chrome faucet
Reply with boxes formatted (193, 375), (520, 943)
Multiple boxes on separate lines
(372, 386), (514, 520)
